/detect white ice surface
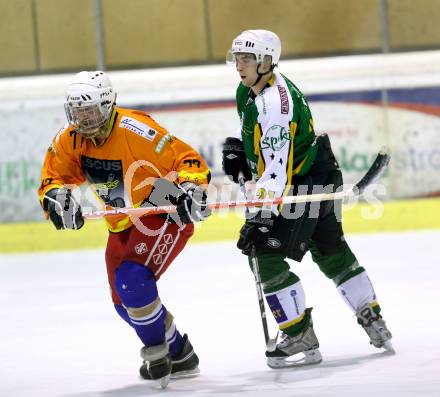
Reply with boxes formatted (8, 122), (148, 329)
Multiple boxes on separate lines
(1, 230), (440, 397)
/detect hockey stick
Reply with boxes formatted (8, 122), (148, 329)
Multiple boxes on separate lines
(83, 147), (390, 219)
(239, 177), (279, 351)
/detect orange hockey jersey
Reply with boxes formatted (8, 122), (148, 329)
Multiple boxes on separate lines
(38, 107), (211, 232)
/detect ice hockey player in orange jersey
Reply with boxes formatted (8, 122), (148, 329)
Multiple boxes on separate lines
(38, 71), (211, 385)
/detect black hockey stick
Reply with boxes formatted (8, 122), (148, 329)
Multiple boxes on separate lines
(250, 246), (270, 344)
(239, 177), (279, 351)
(353, 146), (390, 195)
(235, 147), (390, 350)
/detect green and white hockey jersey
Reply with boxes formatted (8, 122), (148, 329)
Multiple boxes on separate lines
(236, 71), (318, 212)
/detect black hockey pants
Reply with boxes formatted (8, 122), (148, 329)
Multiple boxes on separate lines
(251, 134), (362, 293)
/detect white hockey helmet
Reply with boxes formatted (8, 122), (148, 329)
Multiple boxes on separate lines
(64, 71), (116, 139)
(226, 29), (281, 67)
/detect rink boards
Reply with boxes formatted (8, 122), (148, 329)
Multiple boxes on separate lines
(1, 197), (439, 253)
(2, 50), (440, 223)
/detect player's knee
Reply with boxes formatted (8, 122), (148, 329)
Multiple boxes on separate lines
(252, 254), (289, 283)
(312, 244), (365, 285)
(114, 261), (158, 307)
(250, 254), (301, 293)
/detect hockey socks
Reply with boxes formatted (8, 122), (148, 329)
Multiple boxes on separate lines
(336, 270), (381, 314)
(265, 280), (310, 337)
(113, 261), (184, 357)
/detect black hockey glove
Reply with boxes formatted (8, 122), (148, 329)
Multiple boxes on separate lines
(42, 188), (84, 230)
(222, 137), (252, 183)
(237, 210), (275, 255)
(174, 182), (211, 225)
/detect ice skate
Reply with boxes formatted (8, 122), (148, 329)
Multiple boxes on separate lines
(356, 302), (394, 353)
(140, 334), (199, 381)
(168, 334), (200, 378)
(266, 308), (322, 369)
(139, 342), (172, 388)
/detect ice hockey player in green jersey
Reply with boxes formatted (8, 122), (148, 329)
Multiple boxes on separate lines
(222, 29), (393, 368)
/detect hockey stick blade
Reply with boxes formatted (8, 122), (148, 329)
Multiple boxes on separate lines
(266, 331), (279, 352)
(83, 147), (391, 219)
(353, 146), (390, 195)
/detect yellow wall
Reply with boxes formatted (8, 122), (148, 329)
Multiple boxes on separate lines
(103, 0), (208, 67)
(208, 0), (383, 59)
(0, 0), (439, 74)
(35, 0), (97, 71)
(0, 0), (37, 74)
(389, 0), (440, 48)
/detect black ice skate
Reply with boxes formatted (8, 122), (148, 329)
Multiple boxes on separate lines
(140, 334), (199, 382)
(356, 302), (394, 353)
(139, 342), (172, 388)
(266, 308), (322, 369)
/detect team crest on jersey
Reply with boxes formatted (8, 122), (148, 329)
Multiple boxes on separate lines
(261, 125), (291, 151)
(120, 117), (157, 141)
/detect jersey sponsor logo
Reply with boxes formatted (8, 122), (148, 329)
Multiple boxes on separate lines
(135, 242), (148, 255)
(260, 94), (267, 114)
(93, 180), (119, 190)
(290, 289), (300, 315)
(277, 85), (289, 114)
(82, 157), (122, 171)
(267, 238), (281, 249)
(155, 133), (173, 153)
(120, 116), (157, 141)
(266, 294), (288, 322)
(81, 156), (125, 207)
(261, 125), (291, 151)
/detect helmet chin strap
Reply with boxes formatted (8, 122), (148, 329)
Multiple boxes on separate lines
(251, 64), (274, 88)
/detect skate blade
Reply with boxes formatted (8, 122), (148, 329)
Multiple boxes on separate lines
(159, 374), (171, 389)
(267, 348), (322, 369)
(170, 367), (200, 379)
(383, 340), (395, 354)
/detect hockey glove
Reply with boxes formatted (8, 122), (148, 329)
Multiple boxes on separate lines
(42, 188), (84, 230)
(222, 137), (252, 183)
(174, 182), (211, 225)
(237, 210), (275, 255)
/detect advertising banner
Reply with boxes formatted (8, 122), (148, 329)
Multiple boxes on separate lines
(1, 75), (440, 222)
